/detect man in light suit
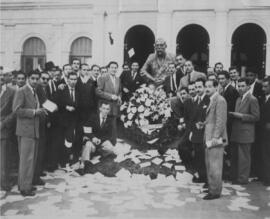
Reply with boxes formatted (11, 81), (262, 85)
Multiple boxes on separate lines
(203, 79), (227, 200)
(0, 70), (15, 191)
(13, 70), (47, 196)
(96, 61), (122, 145)
(230, 77), (260, 185)
(179, 60), (206, 89)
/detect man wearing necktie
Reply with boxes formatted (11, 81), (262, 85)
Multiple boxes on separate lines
(260, 77), (270, 186)
(13, 70), (47, 196)
(56, 72), (78, 169)
(230, 77), (260, 185)
(120, 61), (144, 102)
(96, 61), (122, 146)
(78, 102), (115, 175)
(163, 62), (182, 97)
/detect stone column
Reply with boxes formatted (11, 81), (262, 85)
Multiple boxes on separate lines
(265, 43), (270, 76)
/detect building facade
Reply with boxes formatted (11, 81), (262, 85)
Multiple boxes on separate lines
(1, 0), (270, 78)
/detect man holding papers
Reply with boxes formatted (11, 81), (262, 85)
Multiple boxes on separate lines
(203, 79), (227, 200)
(78, 101), (115, 175)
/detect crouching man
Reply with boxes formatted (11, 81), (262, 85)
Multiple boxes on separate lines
(78, 101), (116, 175)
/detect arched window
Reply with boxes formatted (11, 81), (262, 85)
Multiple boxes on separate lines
(21, 37), (46, 73)
(70, 37), (92, 64)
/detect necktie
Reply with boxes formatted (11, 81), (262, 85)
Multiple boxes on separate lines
(70, 88), (75, 102)
(198, 96), (201, 104)
(33, 88), (40, 109)
(101, 117), (106, 128)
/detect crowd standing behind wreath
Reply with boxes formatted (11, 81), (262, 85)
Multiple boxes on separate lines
(0, 38), (270, 200)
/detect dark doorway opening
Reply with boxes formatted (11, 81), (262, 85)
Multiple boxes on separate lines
(176, 24), (210, 73)
(231, 23), (267, 79)
(124, 25), (155, 68)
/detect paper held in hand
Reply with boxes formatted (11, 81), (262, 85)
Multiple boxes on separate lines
(206, 138), (223, 148)
(42, 100), (58, 112)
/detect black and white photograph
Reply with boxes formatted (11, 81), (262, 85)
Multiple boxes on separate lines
(0, 0), (270, 218)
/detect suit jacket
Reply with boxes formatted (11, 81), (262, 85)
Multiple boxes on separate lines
(230, 92), (260, 143)
(0, 85), (15, 139)
(12, 85), (41, 138)
(56, 85), (79, 128)
(120, 70), (145, 101)
(163, 71), (182, 97)
(96, 74), (121, 116)
(252, 81), (264, 105)
(76, 77), (97, 119)
(83, 113), (113, 143)
(191, 95), (210, 143)
(260, 97), (270, 140)
(204, 92), (228, 146)
(179, 71), (206, 89)
(170, 96), (185, 119)
(223, 84), (239, 113)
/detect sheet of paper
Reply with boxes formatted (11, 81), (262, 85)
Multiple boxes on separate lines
(42, 99), (58, 112)
(174, 165), (186, 171)
(151, 157), (163, 165)
(128, 48), (135, 58)
(162, 162), (173, 169)
(140, 162), (151, 168)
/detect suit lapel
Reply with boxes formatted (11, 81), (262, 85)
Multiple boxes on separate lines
(239, 92), (250, 111)
(25, 86), (37, 108)
(206, 94), (217, 114)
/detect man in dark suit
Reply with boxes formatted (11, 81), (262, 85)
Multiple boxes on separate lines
(60, 64), (72, 85)
(261, 77), (270, 186)
(75, 64), (97, 157)
(120, 61), (144, 102)
(56, 72), (79, 169)
(0, 71), (15, 191)
(218, 70), (239, 179)
(13, 70), (47, 196)
(203, 79), (227, 200)
(175, 53), (186, 77)
(230, 77), (260, 185)
(190, 78), (210, 183)
(163, 62), (182, 97)
(246, 68), (264, 179)
(78, 101), (115, 174)
(96, 61), (122, 145)
(90, 64), (101, 87)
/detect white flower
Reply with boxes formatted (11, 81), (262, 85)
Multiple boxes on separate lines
(120, 104), (127, 111)
(126, 120), (132, 127)
(131, 107), (137, 114)
(128, 113), (134, 120)
(144, 108), (151, 117)
(145, 99), (152, 107)
(138, 105), (145, 113)
(127, 106), (131, 113)
(136, 98), (141, 103)
(152, 114), (159, 121)
(120, 115), (126, 122)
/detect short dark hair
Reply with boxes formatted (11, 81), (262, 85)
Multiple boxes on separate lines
(16, 71), (26, 78)
(246, 67), (257, 75)
(41, 71), (49, 76)
(91, 64), (100, 71)
(63, 64), (71, 71)
(229, 66), (238, 72)
(195, 77), (206, 86)
(179, 87), (189, 93)
(263, 76), (270, 84)
(108, 61), (118, 68)
(80, 63), (89, 69)
(68, 72), (77, 78)
(72, 58), (81, 65)
(122, 63), (129, 68)
(28, 70), (40, 77)
(176, 53), (185, 59)
(100, 66), (107, 70)
(131, 61), (139, 65)
(218, 70), (230, 79)
(238, 77), (249, 85)
(206, 79), (219, 87)
(188, 82), (195, 87)
(99, 100), (111, 108)
(214, 62), (223, 68)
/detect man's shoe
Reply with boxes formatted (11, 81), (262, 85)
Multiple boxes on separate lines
(263, 181), (270, 186)
(20, 190), (35, 197)
(31, 187), (37, 191)
(192, 177), (206, 183)
(33, 178), (45, 186)
(203, 194), (220, 200)
(40, 172), (47, 177)
(232, 180), (248, 185)
(76, 168), (85, 176)
(203, 183), (208, 189)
